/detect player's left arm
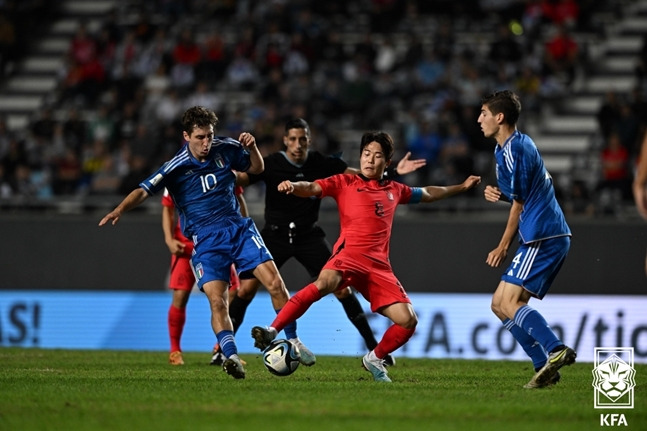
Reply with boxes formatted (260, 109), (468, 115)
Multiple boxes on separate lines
(486, 199), (523, 268)
(277, 180), (322, 198)
(236, 189), (249, 217)
(239, 132), (264, 174)
(419, 175), (481, 203)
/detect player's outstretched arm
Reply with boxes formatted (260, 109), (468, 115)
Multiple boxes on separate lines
(99, 188), (149, 226)
(277, 180), (322, 198)
(343, 152), (426, 176)
(395, 151), (426, 175)
(419, 175), (481, 203)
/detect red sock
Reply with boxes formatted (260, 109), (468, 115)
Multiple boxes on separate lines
(228, 263), (240, 292)
(168, 305), (186, 352)
(374, 324), (415, 359)
(271, 283), (321, 333)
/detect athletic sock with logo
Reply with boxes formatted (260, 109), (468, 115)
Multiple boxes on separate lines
(513, 305), (563, 355)
(503, 318), (547, 370)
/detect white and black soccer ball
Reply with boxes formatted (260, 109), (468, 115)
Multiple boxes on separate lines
(262, 339), (301, 376)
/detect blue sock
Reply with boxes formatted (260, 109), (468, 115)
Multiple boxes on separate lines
(216, 330), (237, 358)
(513, 305), (563, 355)
(277, 308), (298, 339)
(503, 318), (547, 370)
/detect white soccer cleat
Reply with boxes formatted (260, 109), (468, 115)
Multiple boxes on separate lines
(289, 338), (316, 366)
(362, 352), (392, 383)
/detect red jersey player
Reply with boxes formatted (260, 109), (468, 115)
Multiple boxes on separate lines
(165, 184), (247, 365)
(251, 131), (480, 382)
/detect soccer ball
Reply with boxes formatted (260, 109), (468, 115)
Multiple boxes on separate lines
(262, 339), (301, 376)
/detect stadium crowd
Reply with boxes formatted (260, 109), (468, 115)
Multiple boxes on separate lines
(0, 0), (645, 216)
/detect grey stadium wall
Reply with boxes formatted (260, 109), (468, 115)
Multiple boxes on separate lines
(0, 213), (644, 295)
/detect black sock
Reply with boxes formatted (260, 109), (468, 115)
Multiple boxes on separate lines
(549, 345), (566, 355)
(338, 293), (378, 350)
(229, 295), (253, 334)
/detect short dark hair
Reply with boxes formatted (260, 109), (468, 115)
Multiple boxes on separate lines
(284, 118), (310, 136)
(181, 106), (219, 135)
(359, 131), (394, 161)
(481, 90), (521, 126)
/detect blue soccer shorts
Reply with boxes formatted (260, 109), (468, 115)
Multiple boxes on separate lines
(191, 217), (273, 290)
(501, 235), (570, 299)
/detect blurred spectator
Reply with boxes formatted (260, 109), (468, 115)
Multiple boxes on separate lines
(0, 11), (16, 78)
(542, 23), (579, 88)
(514, 65), (542, 115)
(113, 101), (140, 145)
(52, 147), (82, 195)
(596, 132), (632, 204)
(87, 105), (115, 147)
(596, 91), (622, 140)
(135, 28), (173, 79)
(0, 116), (13, 160)
(171, 29), (201, 89)
(614, 102), (642, 156)
(542, 0), (580, 28)
(30, 107), (57, 142)
(68, 23), (97, 67)
(62, 107), (87, 153)
(413, 48), (446, 91)
(636, 34), (647, 86)
(197, 30), (229, 85)
(487, 23), (523, 75)
(118, 154), (149, 195)
(438, 122), (475, 185)
(225, 52), (260, 90)
(184, 80), (222, 112)
(0, 164), (13, 198)
(111, 30), (141, 80)
(283, 33), (310, 77)
(1, 136), (28, 182)
(154, 88), (184, 124)
(564, 179), (595, 217)
(405, 117), (443, 183)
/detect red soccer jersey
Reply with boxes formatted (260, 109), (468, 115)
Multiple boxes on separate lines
(316, 174), (414, 260)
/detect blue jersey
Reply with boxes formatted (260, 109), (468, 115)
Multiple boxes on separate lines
(140, 136), (251, 238)
(494, 130), (571, 244)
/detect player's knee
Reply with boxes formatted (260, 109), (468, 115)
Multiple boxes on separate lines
(265, 277), (288, 297)
(404, 314), (418, 329)
(332, 286), (351, 299)
(237, 280), (259, 301)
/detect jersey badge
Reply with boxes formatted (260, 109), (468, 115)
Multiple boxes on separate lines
(215, 156), (224, 169)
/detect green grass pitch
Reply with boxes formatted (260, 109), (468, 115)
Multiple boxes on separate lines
(0, 347), (644, 431)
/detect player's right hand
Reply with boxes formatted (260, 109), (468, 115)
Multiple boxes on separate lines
(484, 185), (502, 203)
(277, 180), (295, 194)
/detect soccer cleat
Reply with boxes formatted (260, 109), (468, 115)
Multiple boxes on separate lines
(362, 352), (392, 383)
(222, 355), (246, 379)
(383, 354), (396, 367)
(547, 371), (561, 386)
(210, 349), (226, 366)
(169, 351), (184, 366)
(524, 346), (576, 389)
(289, 338), (316, 366)
(251, 326), (277, 350)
